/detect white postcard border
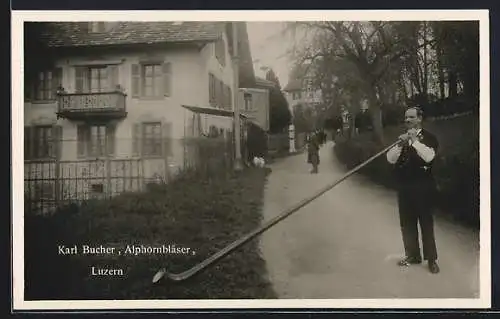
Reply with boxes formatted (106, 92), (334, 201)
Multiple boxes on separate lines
(11, 9), (491, 310)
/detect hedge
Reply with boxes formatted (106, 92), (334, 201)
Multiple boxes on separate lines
(333, 114), (479, 228)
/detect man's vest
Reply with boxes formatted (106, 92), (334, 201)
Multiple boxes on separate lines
(394, 129), (439, 185)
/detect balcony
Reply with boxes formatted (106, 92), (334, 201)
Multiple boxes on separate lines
(57, 89), (127, 121)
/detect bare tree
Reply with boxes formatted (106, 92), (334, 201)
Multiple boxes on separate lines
(284, 21), (420, 144)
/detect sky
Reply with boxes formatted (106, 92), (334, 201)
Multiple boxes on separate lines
(246, 22), (294, 88)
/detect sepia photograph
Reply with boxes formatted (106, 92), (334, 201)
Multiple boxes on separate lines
(12, 10), (490, 310)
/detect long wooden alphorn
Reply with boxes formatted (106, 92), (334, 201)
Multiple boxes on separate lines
(152, 139), (402, 283)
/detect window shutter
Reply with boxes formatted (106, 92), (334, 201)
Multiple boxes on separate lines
(77, 125), (86, 158)
(132, 123), (142, 156)
(106, 124), (116, 156)
(75, 67), (86, 93)
(215, 79), (221, 109)
(98, 22), (106, 33)
(221, 85), (225, 109)
(24, 126), (32, 160)
(131, 64), (140, 98)
(52, 125), (63, 159)
(209, 73), (215, 106)
(162, 122), (173, 157)
(52, 67), (62, 96)
(108, 65), (119, 91)
(162, 62), (172, 97)
(225, 85), (229, 110)
(24, 79), (32, 101)
(214, 79), (220, 108)
(79, 22), (90, 33)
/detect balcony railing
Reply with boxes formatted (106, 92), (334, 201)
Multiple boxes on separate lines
(57, 90), (127, 120)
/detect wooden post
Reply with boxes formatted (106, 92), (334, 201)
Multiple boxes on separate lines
(232, 22), (243, 171)
(106, 155), (111, 198)
(55, 156), (61, 208)
(54, 126), (62, 208)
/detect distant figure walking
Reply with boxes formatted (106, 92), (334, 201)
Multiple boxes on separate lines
(307, 133), (321, 174)
(355, 105), (373, 135)
(316, 129), (327, 145)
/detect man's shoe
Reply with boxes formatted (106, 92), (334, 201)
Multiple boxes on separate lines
(397, 256), (422, 266)
(428, 261), (440, 274)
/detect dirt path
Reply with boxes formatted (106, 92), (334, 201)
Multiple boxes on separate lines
(259, 141), (480, 299)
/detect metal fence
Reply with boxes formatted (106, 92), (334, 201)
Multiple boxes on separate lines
(24, 136), (235, 215)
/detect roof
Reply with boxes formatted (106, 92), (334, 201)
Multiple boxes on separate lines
(182, 105), (249, 119)
(226, 22), (256, 89)
(31, 22), (224, 48)
(255, 76), (275, 89)
(283, 63), (311, 92)
(25, 21), (257, 89)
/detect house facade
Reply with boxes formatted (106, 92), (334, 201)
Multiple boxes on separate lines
(24, 21), (263, 209)
(282, 63), (323, 114)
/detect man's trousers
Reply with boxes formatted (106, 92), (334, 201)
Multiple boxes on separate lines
(397, 183), (438, 261)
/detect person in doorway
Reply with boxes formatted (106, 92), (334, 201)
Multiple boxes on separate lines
(386, 107), (440, 274)
(307, 132), (321, 174)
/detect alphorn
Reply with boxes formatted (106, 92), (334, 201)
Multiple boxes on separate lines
(152, 138), (403, 283)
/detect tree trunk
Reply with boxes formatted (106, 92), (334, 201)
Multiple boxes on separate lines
(367, 85), (384, 144)
(436, 41), (446, 99)
(449, 71), (458, 97)
(400, 71), (409, 103)
(463, 62), (479, 100)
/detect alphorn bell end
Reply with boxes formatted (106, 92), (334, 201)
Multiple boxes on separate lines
(152, 268), (166, 283)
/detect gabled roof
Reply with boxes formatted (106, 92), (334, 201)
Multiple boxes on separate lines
(25, 21), (257, 89)
(226, 22), (256, 88)
(31, 22), (224, 48)
(283, 63), (311, 92)
(255, 76), (275, 89)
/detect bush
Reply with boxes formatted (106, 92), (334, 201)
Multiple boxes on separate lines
(246, 122), (268, 161)
(182, 136), (234, 179)
(410, 94), (476, 118)
(382, 104), (405, 127)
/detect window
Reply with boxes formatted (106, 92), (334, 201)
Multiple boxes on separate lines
(215, 38), (226, 67)
(33, 69), (62, 101)
(131, 63), (171, 98)
(25, 125), (62, 160)
(89, 67), (108, 92)
(142, 64), (163, 97)
(89, 22), (106, 33)
(34, 182), (55, 201)
(75, 65), (118, 93)
(208, 73), (231, 109)
(142, 123), (162, 156)
(209, 73), (216, 106)
(34, 126), (54, 158)
(227, 86), (232, 110)
(292, 92), (302, 100)
(77, 124), (115, 158)
(91, 183), (104, 193)
(244, 93), (252, 111)
(132, 122), (172, 157)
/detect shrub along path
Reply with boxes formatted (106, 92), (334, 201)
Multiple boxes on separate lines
(259, 141), (480, 299)
(334, 113), (479, 227)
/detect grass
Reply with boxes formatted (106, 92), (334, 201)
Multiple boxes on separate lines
(25, 167), (277, 300)
(333, 113), (479, 228)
